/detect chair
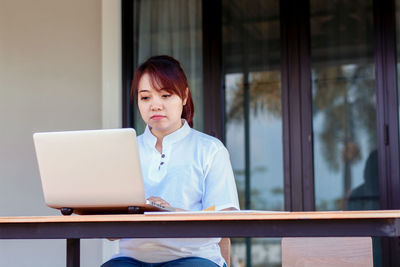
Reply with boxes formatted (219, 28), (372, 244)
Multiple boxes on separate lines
(219, 238), (231, 267)
(282, 237), (373, 267)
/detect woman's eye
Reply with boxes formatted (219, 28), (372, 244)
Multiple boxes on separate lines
(140, 96), (149, 100)
(162, 94), (171, 98)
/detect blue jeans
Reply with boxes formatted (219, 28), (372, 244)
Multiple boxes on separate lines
(101, 257), (224, 267)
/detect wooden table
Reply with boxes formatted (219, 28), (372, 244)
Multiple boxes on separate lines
(1, 210), (400, 267)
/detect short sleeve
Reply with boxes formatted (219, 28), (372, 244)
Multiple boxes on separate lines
(202, 146), (240, 211)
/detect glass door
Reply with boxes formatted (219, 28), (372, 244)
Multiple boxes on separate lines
(310, 1), (381, 265)
(223, 1), (283, 266)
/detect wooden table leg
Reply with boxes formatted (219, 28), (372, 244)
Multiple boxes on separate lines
(67, 239), (80, 267)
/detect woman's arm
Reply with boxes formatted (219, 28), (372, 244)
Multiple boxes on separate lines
(202, 146), (240, 211)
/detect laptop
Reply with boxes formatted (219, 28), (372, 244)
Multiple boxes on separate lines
(33, 128), (174, 215)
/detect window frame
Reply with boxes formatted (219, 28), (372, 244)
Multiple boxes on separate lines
(121, 0), (400, 212)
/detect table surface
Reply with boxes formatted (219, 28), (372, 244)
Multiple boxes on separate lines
(2, 210), (400, 240)
(1, 209), (400, 223)
(3, 210), (400, 267)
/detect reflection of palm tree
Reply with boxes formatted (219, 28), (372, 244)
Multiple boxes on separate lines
(313, 65), (376, 201)
(226, 71), (281, 122)
(227, 66), (376, 209)
(312, 1), (374, 204)
(227, 71), (282, 212)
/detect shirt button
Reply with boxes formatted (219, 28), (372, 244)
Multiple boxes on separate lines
(161, 154), (165, 158)
(160, 162), (164, 165)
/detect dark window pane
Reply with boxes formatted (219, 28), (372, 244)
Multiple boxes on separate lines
(310, 1), (381, 265)
(223, 0), (282, 266)
(310, 0), (379, 211)
(396, 0), (400, 149)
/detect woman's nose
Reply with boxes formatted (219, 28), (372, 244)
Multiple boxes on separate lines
(150, 98), (162, 111)
(151, 105), (162, 111)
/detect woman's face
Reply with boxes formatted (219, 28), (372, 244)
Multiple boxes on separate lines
(137, 73), (187, 138)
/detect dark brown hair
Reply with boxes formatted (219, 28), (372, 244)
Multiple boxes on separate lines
(131, 55), (194, 127)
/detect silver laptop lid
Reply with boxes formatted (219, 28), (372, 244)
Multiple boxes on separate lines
(33, 128), (146, 212)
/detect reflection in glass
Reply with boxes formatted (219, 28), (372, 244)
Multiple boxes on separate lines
(249, 71), (283, 211)
(310, 1), (381, 265)
(310, 0), (379, 211)
(225, 73), (246, 210)
(312, 64), (378, 210)
(226, 72), (283, 211)
(223, 1), (282, 266)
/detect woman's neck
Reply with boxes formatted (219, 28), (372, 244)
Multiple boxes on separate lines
(155, 138), (163, 153)
(150, 120), (184, 153)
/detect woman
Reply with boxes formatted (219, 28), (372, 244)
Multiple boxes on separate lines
(102, 55), (239, 267)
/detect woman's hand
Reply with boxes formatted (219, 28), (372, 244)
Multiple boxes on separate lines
(147, 196), (186, 212)
(147, 196), (172, 208)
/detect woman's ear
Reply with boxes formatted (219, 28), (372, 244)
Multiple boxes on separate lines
(183, 87), (189, 106)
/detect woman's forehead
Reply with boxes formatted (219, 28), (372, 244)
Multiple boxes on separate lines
(138, 72), (180, 96)
(139, 72), (166, 90)
(138, 87), (170, 93)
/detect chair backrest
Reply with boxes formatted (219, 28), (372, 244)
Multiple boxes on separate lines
(282, 237), (373, 267)
(219, 238), (231, 267)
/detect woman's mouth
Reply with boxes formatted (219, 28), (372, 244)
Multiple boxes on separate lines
(151, 115), (165, 121)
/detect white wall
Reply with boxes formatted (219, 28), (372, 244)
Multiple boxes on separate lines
(102, 0), (122, 130)
(0, 0), (120, 266)
(101, 0), (122, 261)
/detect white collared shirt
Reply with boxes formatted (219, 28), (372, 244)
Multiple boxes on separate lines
(117, 120), (239, 266)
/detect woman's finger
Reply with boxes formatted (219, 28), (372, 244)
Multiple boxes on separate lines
(147, 196), (171, 207)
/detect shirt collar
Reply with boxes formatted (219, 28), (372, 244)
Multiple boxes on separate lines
(143, 120), (191, 149)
